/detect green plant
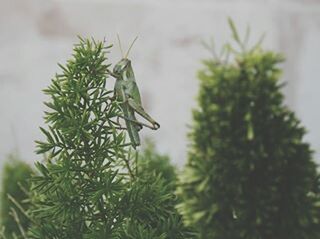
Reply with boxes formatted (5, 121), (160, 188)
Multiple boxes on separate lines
(11, 38), (190, 238)
(0, 155), (33, 238)
(177, 20), (320, 239)
(132, 142), (194, 238)
(137, 141), (177, 186)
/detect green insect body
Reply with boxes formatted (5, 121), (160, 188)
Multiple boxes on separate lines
(111, 58), (160, 149)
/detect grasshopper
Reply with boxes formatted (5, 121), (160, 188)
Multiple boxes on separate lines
(109, 36), (160, 149)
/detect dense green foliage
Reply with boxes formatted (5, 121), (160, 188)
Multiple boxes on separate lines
(137, 142), (177, 186)
(177, 22), (320, 238)
(28, 38), (126, 238)
(133, 143), (194, 238)
(11, 38), (190, 238)
(0, 155), (33, 238)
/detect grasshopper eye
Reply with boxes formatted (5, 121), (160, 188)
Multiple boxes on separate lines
(119, 62), (129, 72)
(113, 59), (129, 75)
(113, 64), (122, 74)
(120, 64), (127, 70)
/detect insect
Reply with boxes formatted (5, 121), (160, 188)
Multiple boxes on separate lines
(109, 36), (160, 149)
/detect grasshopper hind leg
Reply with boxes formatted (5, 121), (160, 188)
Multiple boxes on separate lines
(127, 98), (160, 130)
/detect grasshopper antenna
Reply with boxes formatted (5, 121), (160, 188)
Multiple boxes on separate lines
(117, 34), (125, 58)
(125, 36), (138, 59)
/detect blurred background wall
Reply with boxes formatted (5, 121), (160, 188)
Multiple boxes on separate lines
(1, 0), (320, 171)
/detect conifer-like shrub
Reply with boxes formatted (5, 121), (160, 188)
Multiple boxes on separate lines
(132, 143), (194, 238)
(177, 21), (320, 239)
(0, 156), (33, 238)
(137, 142), (177, 186)
(28, 38), (127, 238)
(10, 38), (190, 238)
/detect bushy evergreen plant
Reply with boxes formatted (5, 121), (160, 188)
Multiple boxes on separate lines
(9, 38), (190, 238)
(133, 142), (194, 238)
(177, 20), (320, 239)
(137, 141), (177, 186)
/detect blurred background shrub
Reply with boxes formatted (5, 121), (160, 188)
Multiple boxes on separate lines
(0, 154), (33, 238)
(132, 141), (194, 238)
(137, 140), (177, 186)
(177, 22), (320, 239)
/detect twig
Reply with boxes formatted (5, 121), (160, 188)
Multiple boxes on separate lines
(10, 208), (27, 239)
(7, 194), (35, 224)
(123, 149), (135, 180)
(0, 227), (8, 239)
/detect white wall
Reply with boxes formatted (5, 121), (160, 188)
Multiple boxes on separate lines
(1, 0), (320, 170)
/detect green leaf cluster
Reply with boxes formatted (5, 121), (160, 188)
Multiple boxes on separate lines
(27, 38), (128, 239)
(177, 23), (320, 238)
(131, 143), (195, 238)
(0, 155), (33, 238)
(137, 141), (177, 186)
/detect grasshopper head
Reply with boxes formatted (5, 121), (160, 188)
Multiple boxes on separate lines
(113, 36), (137, 77)
(113, 58), (131, 77)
